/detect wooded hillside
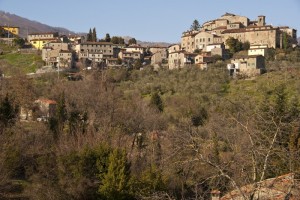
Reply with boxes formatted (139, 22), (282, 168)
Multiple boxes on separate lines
(1, 45), (300, 199)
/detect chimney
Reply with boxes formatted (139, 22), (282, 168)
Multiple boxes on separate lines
(211, 190), (221, 200)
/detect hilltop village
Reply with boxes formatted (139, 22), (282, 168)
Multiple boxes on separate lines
(0, 12), (298, 77)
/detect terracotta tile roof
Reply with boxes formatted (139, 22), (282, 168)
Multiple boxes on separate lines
(35, 99), (57, 105)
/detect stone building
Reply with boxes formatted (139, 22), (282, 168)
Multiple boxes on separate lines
(168, 44), (181, 54)
(228, 55), (265, 77)
(27, 32), (59, 42)
(78, 42), (114, 59)
(179, 13), (297, 56)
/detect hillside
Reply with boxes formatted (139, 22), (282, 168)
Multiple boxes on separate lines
(123, 36), (171, 47)
(0, 11), (172, 47)
(0, 10), (75, 38)
(298, 37), (300, 45)
(0, 43), (43, 75)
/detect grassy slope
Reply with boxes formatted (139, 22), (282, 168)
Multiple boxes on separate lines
(0, 43), (43, 75)
(226, 69), (300, 109)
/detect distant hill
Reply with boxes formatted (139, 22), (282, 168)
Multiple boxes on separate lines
(0, 10), (171, 47)
(298, 37), (300, 45)
(0, 10), (76, 38)
(122, 36), (171, 47)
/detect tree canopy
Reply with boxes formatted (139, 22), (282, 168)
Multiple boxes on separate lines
(190, 19), (201, 31)
(128, 38), (137, 45)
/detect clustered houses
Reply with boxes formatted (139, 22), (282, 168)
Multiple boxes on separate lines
(26, 30), (169, 69)
(2, 12), (297, 76)
(181, 13), (297, 51)
(170, 12), (297, 76)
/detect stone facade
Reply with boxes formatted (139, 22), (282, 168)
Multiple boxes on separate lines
(180, 13), (297, 54)
(79, 42), (114, 59)
(228, 55), (265, 77)
(168, 44), (181, 54)
(27, 32), (59, 42)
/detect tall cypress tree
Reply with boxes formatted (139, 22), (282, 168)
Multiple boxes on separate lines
(0, 94), (19, 132)
(105, 33), (111, 42)
(150, 92), (164, 112)
(87, 28), (93, 42)
(92, 28), (97, 42)
(49, 92), (67, 140)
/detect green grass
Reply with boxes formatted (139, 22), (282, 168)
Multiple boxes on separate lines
(0, 52), (43, 75)
(0, 42), (18, 53)
(226, 69), (300, 106)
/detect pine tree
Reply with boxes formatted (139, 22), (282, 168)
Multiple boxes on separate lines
(99, 149), (133, 200)
(190, 19), (201, 31)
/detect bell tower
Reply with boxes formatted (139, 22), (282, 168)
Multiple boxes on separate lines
(258, 15), (266, 26)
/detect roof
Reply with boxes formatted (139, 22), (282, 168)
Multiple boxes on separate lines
(35, 99), (57, 105)
(215, 18), (228, 21)
(181, 32), (199, 37)
(30, 38), (58, 42)
(0, 25), (20, 28)
(149, 46), (167, 49)
(222, 26), (276, 34)
(232, 55), (263, 59)
(82, 42), (113, 45)
(168, 44), (180, 48)
(126, 45), (145, 49)
(28, 32), (58, 36)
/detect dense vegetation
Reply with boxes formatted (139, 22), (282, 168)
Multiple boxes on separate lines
(0, 43), (300, 199)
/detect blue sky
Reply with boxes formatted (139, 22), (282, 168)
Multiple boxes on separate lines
(0, 0), (299, 43)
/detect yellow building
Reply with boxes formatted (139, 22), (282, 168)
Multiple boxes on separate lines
(0, 26), (19, 37)
(30, 38), (57, 50)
